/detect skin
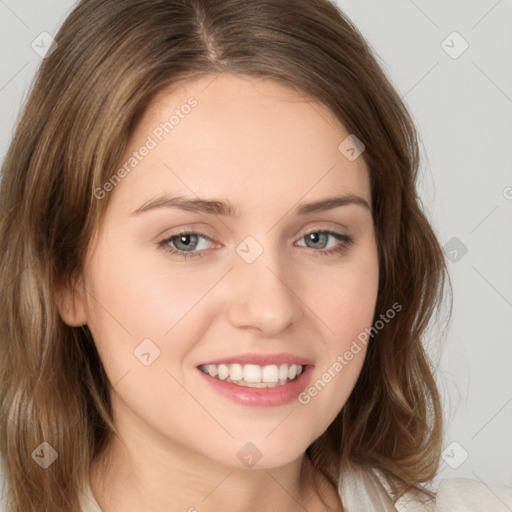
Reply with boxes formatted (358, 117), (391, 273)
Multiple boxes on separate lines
(57, 73), (379, 512)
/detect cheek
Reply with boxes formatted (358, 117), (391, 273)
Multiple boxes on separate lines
(311, 245), (379, 348)
(297, 247), (378, 427)
(84, 245), (219, 341)
(82, 251), (220, 435)
(80, 250), (195, 390)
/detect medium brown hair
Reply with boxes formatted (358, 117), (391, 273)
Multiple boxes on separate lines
(0, 0), (450, 510)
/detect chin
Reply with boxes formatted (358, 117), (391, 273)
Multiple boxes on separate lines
(199, 434), (313, 471)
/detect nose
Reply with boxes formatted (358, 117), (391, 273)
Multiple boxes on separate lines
(226, 250), (304, 338)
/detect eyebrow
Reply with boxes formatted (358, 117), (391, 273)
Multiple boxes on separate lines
(131, 193), (371, 217)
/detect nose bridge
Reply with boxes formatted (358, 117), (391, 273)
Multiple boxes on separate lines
(227, 236), (303, 336)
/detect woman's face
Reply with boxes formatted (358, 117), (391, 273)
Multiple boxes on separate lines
(66, 73), (379, 470)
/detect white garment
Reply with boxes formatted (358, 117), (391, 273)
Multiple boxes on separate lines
(338, 465), (512, 511)
(80, 467), (512, 511)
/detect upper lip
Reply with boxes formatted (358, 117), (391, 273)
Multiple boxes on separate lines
(198, 353), (313, 367)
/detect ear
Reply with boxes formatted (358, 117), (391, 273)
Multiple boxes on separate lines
(54, 274), (88, 327)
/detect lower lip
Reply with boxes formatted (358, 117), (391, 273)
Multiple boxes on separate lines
(197, 366), (313, 407)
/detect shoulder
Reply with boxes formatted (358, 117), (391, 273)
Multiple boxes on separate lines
(338, 466), (512, 511)
(426, 477), (512, 511)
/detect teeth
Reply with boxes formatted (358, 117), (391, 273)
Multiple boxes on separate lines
(200, 363), (305, 387)
(230, 363), (243, 381)
(261, 365), (279, 383)
(206, 364), (218, 377)
(218, 364), (229, 380)
(243, 364), (261, 383)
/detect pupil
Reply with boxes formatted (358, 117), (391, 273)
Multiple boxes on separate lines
(175, 234), (197, 251)
(307, 232), (326, 248)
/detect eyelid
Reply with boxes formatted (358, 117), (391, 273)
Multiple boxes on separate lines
(156, 224), (216, 242)
(293, 221), (349, 237)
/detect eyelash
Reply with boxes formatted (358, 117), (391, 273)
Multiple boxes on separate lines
(157, 229), (354, 260)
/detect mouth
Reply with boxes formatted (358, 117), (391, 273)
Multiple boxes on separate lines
(198, 363), (304, 388)
(197, 355), (314, 407)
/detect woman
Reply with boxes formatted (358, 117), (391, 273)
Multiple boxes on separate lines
(0, 0), (510, 511)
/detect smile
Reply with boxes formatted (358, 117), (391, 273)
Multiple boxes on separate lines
(199, 363), (304, 388)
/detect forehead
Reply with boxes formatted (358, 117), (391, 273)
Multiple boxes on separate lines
(108, 72), (371, 216)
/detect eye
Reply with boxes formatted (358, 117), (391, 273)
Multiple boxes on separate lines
(296, 230), (353, 256)
(158, 231), (215, 259)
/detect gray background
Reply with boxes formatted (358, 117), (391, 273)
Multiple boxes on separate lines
(1, 0), (511, 492)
